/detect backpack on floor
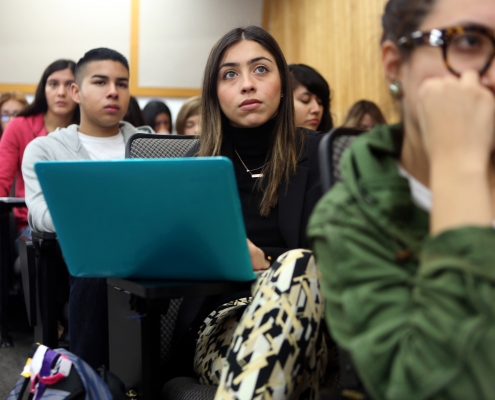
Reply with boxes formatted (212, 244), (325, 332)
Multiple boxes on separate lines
(6, 344), (135, 400)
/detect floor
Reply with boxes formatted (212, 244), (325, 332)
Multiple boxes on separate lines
(0, 298), (34, 399)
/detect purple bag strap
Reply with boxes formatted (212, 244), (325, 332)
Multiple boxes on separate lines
(34, 349), (60, 400)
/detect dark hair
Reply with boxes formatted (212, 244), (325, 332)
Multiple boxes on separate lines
(18, 59), (80, 124)
(124, 96), (145, 127)
(142, 100), (173, 133)
(75, 48), (129, 84)
(289, 64), (333, 132)
(197, 25), (303, 217)
(342, 100), (387, 128)
(381, 0), (436, 55)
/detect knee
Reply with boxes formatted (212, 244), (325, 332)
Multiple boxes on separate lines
(273, 249), (316, 278)
(257, 249), (318, 295)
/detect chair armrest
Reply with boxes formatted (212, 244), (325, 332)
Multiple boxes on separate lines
(19, 236), (36, 326)
(0, 197), (26, 213)
(31, 230), (57, 241)
(107, 278), (254, 300)
(318, 131), (334, 194)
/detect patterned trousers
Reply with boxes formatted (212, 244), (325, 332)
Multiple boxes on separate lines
(194, 249), (327, 400)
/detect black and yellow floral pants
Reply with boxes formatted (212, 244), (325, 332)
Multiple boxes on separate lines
(194, 249), (328, 400)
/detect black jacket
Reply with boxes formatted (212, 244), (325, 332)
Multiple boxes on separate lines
(169, 129), (323, 378)
(276, 129), (323, 250)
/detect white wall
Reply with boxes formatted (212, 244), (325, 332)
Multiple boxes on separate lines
(0, 0), (263, 90)
(0, 0), (263, 130)
(0, 0), (131, 84)
(138, 0), (264, 89)
(0, 0), (263, 129)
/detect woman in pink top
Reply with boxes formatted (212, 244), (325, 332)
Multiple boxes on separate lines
(0, 59), (79, 239)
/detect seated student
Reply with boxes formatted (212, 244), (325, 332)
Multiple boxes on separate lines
(0, 60), (79, 241)
(173, 26), (328, 399)
(342, 99), (386, 131)
(22, 48), (151, 369)
(175, 95), (201, 135)
(309, 0), (495, 398)
(289, 64), (333, 133)
(142, 99), (173, 133)
(0, 90), (28, 138)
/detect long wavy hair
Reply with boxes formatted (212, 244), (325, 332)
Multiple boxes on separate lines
(342, 100), (386, 128)
(18, 59), (80, 124)
(197, 26), (303, 216)
(289, 63), (333, 132)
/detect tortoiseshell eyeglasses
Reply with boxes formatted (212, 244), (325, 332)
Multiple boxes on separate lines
(398, 25), (495, 77)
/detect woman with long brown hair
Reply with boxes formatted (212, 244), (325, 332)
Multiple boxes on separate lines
(174, 26), (328, 399)
(0, 59), (79, 241)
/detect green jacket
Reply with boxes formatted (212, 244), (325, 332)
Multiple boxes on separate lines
(308, 124), (495, 400)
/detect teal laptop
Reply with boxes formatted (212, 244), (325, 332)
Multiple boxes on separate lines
(34, 157), (256, 281)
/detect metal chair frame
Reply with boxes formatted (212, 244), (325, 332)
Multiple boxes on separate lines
(317, 127), (370, 399)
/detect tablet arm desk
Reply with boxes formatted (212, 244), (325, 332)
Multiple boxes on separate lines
(107, 278), (253, 400)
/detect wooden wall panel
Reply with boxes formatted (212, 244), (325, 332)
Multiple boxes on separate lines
(264, 0), (400, 125)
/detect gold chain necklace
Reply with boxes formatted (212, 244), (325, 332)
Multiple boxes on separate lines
(234, 149), (268, 178)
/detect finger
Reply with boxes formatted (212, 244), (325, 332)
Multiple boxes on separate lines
(460, 69), (481, 86)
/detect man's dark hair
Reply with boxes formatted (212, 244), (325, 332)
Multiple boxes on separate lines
(75, 48), (129, 84)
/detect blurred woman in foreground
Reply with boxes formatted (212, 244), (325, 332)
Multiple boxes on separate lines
(309, 0), (495, 398)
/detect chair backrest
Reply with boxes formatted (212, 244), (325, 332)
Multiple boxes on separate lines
(318, 127), (366, 193)
(125, 133), (199, 159)
(125, 133), (198, 372)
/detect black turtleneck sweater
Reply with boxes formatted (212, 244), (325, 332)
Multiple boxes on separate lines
(225, 119), (287, 256)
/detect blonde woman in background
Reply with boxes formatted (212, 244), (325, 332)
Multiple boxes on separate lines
(0, 91), (28, 138)
(176, 95), (201, 135)
(342, 99), (386, 130)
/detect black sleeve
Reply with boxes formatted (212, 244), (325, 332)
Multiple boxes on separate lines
(260, 246), (289, 263)
(300, 130), (324, 248)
